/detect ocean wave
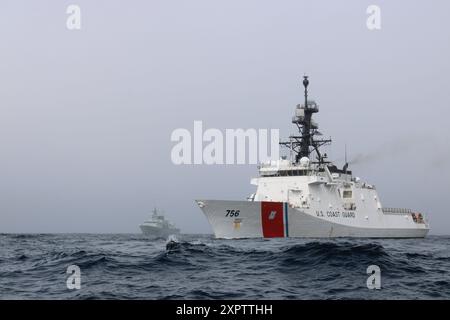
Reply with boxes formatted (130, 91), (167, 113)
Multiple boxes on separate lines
(1, 234), (449, 299)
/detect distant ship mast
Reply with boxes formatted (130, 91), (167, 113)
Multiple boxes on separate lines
(280, 76), (332, 164)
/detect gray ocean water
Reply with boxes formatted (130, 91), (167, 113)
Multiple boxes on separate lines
(0, 233), (449, 299)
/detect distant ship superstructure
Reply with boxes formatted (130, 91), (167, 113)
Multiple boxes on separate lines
(140, 208), (180, 238)
(196, 77), (429, 238)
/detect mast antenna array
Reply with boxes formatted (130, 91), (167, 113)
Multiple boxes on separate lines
(279, 76), (332, 165)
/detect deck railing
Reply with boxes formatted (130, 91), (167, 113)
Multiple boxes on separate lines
(382, 207), (413, 214)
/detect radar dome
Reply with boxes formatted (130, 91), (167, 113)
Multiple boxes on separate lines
(299, 157), (310, 167)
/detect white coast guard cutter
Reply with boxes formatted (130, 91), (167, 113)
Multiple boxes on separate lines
(196, 76), (429, 238)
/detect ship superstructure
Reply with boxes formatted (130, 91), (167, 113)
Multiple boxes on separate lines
(140, 208), (180, 238)
(196, 77), (429, 238)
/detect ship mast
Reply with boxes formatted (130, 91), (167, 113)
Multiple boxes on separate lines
(280, 76), (332, 165)
(300, 76), (312, 158)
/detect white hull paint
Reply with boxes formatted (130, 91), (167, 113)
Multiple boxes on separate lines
(197, 200), (429, 239)
(195, 77), (430, 240)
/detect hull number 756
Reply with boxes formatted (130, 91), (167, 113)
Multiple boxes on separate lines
(225, 210), (240, 217)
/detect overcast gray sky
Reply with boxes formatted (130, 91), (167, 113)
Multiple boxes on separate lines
(1, 0), (449, 234)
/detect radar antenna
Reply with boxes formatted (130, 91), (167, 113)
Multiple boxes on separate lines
(279, 76), (332, 165)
